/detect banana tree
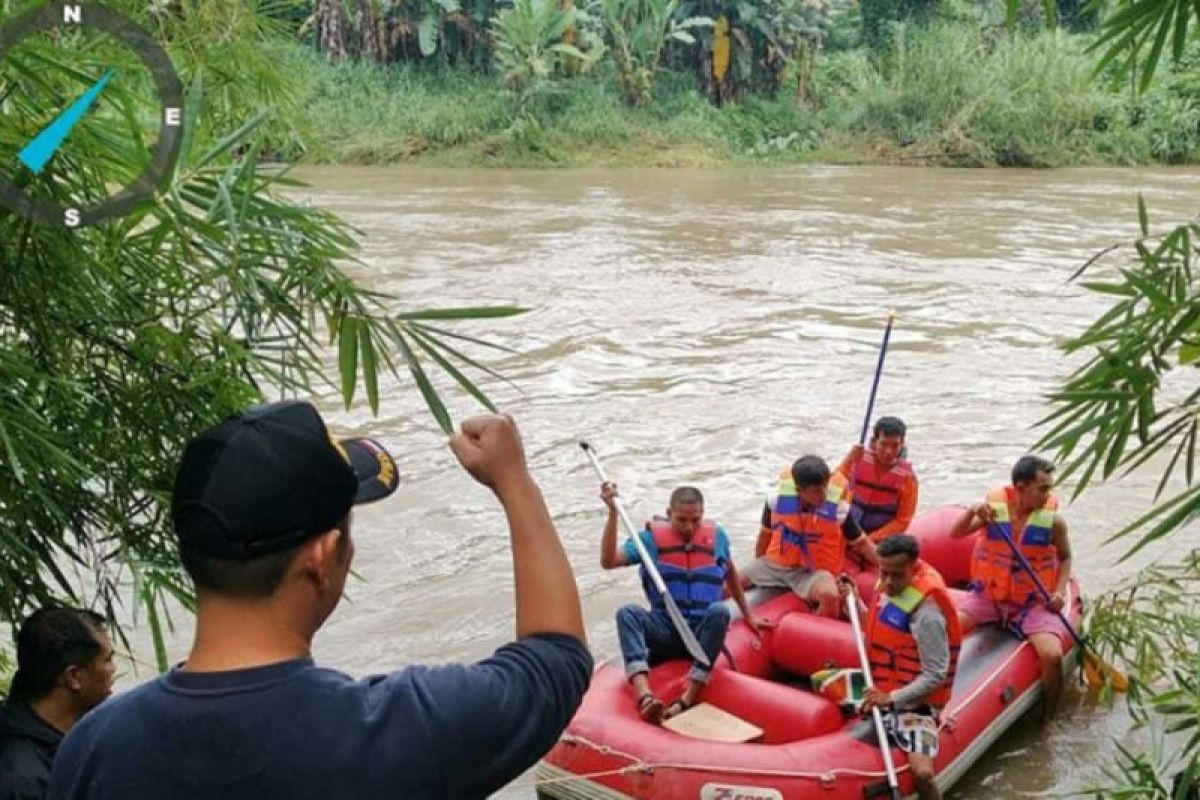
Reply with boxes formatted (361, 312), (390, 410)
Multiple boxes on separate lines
(492, 0), (605, 98)
(596, 0), (711, 106)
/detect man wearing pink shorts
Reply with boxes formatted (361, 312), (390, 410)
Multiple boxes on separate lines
(950, 455), (1073, 722)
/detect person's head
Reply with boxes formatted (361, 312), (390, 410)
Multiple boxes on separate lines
(666, 486), (704, 538)
(871, 416), (907, 469)
(877, 534), (920, 597)
(172, 401), (400, 630)
(1011, 455), (1055, 512)
(9, 608), (114, 715)
(791, 455), (831, 508)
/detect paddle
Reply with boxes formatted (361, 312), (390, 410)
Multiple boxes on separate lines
(580, 441), (711, 668)
(988, 521), (1129, 692)
(842, 578), (903, 800)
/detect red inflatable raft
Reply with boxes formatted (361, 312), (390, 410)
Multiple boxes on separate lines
(536, 505), (1082, 800)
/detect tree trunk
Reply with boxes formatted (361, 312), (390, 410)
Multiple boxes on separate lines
(317, 0), (349, 63)
(360, 0), (384, 63)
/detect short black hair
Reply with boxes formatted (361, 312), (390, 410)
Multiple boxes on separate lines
(877, 534), (919, 561)
(9, 608), (106, 702)
(873, 416), (907, 440)
(791, 455), (831, 489)
(669, 486), (704, 507)
(1012, 455), (1055, 486)
(181, 515), (350, 599)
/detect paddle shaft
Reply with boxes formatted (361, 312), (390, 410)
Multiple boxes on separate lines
(859, 314), (896, 446)
(581, 443), (711, 668)
(845, 587), (903, 800)
(988, 521), (1085, 650)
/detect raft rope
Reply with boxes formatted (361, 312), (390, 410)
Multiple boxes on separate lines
(521, 583), (1078, 791)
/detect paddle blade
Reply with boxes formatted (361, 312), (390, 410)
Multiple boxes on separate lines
(1082, 649), (1129, 693)
(664, 597), (711, 668)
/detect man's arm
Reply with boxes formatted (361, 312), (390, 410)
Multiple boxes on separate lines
(1048, 515), (1072, 613)
(599, 482), (631, 569)
(844, 514), (879, 567)
(836, 444), (864, 479)
(451, 415), (586, 642)
(949, 502), (993, 539)
(869, 474), (919, 542)
(887, 602), (949, 709)
(756, 502), (773, 558)
(725, 560), (767, 633)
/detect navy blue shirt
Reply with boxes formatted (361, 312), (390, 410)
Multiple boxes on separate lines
(48, 634), (591, 800)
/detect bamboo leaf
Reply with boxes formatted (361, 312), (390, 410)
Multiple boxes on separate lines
(339, 315), (359, 408)
(360, 324), (380, 415)
(1116, 487), (1200, 561)
(408, 327), (499, 413)
(390, 330), (454, 434)
(394, 306), (528, 321)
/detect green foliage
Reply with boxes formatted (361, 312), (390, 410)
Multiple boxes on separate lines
(0, 0), (516, 658)
(0, 648), (11, 696)
(1090, 0), (1200, 96)
(1035, 206), (1200, 558)
(595, 0), (711, 106)
(859, 0), (936, 50)
(1073, 555), (1200, 797)
(491, 0), (605, 100)
(280, 51), (514, 161)
(810, 24), (1200, 165)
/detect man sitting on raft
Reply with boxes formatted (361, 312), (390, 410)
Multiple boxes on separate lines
(950, 455), (1074, 723)
(742, 455), (879, 618)
(835, 416), (919, 543)
(841, 535), (961, 800)
(600, 483), (767, 724)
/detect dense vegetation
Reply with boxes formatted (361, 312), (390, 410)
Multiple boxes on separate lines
(260, 0), (1200, 167)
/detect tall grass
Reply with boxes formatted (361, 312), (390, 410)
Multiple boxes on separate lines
(813, 24), (1200, 165)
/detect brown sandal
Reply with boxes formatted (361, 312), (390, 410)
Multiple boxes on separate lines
(637, 693), (665, 725)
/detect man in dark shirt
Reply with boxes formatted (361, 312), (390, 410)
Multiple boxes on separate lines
(49, 403), (591, 800)
(0, 608), (114, 800)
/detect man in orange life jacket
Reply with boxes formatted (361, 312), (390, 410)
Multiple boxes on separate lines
(839, 535), (961, 800)
(835, 416), (919, 543)
(600, 483), (768, 724)
(741, 455), (879, 618)
(950, 455), (1073, 722)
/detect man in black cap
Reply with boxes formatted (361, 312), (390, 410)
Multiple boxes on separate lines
(48, 404), (590, 799)
(0, 608), (114, 800)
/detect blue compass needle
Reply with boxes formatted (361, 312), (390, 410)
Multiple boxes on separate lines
(18, 69), (114, 175)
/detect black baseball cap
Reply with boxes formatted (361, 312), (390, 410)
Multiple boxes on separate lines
(172, 401), (400, 560)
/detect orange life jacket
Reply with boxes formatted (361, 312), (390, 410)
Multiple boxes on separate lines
(642, 519), (726, 621)
(866, 560), (962, 708)
(765, 469), (848, 574)
(848, 452), (914, 533)
(969, 487), (1059, 606)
